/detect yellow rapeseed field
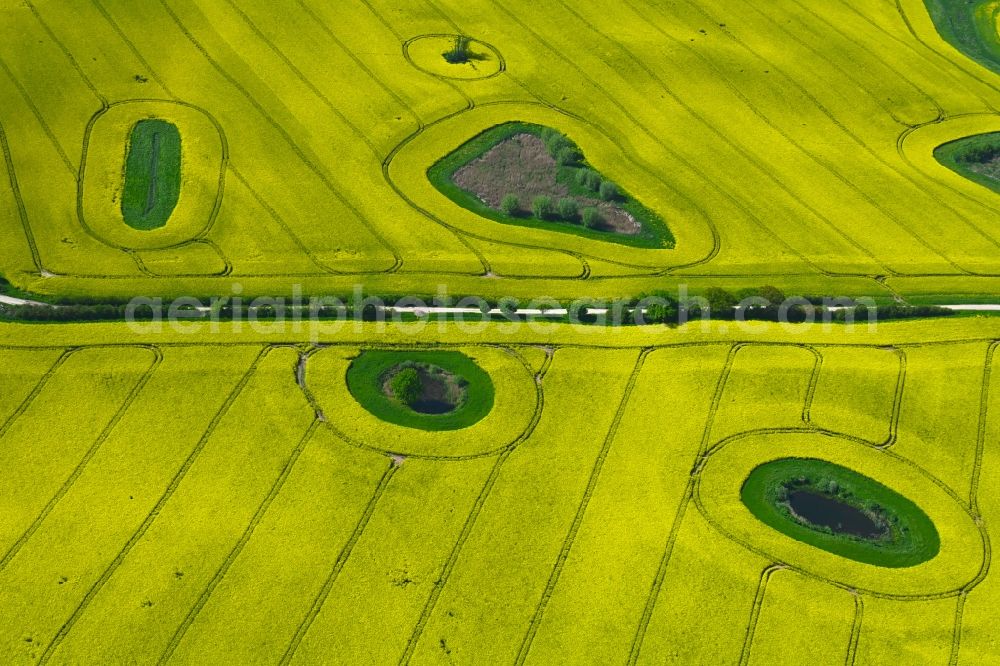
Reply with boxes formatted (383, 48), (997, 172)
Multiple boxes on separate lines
(0, 318), (992, 662)
(1, 0), (1000, 299)
(1, 0), (1000, 663)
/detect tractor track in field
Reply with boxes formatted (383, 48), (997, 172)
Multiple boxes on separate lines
(37, 346), (271, 665)
(515, 348), (650, 665)
(0, 345), (162, 574)
(0, 336), (990, 662)
(669, 0), (1000, 273)
(279, 460), (400, 665)
(846, 592), (864, 666)
(158, 420), (321, 665)
(738, 563), (785, 666)
(399, 345), (552, 662)
(2, 0), (999, 292)
(154, 0), (403, 274)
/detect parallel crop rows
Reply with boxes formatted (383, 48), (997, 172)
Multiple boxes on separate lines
(0, 337), (994, 663)
(0, 1), (1000, 299)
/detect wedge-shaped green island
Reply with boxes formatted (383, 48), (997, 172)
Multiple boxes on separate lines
(935, 132), (1000, 197)
(429, 122), (674, 248)
(741, 457), (940, 567)
(923, 0), (1000, 75)
(121, 118), (181, 231)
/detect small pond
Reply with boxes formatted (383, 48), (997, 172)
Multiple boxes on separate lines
(787, 491), (885, 539)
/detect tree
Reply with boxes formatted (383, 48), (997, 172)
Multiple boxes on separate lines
(532, 195), (555, 219)
(497, 296), (520, 318)
(500, 193), (520, 216)
(599, 180), (619, 201)
(443, 35), (472, 64)
(557, 197), (579, 221)
(391, 368), (422, 406)
(543, 132), (568, 154)
(704, 287), (738, 316)
(576, 168), (601, 191)
(758, 285), (786, 307)
(581, 207), (602, 229)
(556, 147), (582, 166)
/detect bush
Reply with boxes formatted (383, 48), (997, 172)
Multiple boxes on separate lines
(556, 147), (583, 166)
(532, 195), (555, 219)
(497, 296), (520, 318)
(557, 197), (579, 221)
(500, 193), (520, 216)
(959, 143), (1000, 164)
(543, 131), (576, 159)
(575, 168), (596, 190)
(391, 368), (422, 406)
(599, 180), (620, 201)
(581, 207), (602, 229)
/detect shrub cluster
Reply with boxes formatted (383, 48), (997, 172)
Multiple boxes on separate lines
(500, 193), (519, 216)
(958, 143), (1000, 164)
(574, 166), (619, 202)
(540, 128), (579, 163)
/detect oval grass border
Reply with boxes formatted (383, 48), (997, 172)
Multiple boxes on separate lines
(403, 34), (504, 81)
(346, 349), (494, 431)
(741, 457), (940, 568)
(79, 100), (226, 250)
(696, 431), (985, 596)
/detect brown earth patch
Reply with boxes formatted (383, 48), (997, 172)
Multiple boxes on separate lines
(970, 156), (1000, 181)
(452, 133), (640, 235)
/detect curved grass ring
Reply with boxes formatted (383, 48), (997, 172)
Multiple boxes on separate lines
(740, 457), (940, 567)
(696, 431), (986, 598)
(898, 113), (1000, 207)
(346, 349), (493, 431)
(387, 102), (716, 267)
(403, 34), (505, 81)
(78, 99), (227, 251)
(306, 345), (538, 459)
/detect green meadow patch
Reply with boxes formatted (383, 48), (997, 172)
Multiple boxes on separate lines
(346, 349), (494, 431)
(121, 119), (181, 231)
(741, 457), (941, 568)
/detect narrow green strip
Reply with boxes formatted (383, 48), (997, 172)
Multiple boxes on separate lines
(121, 119), (181, 231)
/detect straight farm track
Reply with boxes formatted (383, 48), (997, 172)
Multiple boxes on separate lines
(0, 318), (996, 664)
(1, 1), (1000, 300)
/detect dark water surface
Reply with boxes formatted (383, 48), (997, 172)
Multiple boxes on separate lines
(788, 491), (884, 539)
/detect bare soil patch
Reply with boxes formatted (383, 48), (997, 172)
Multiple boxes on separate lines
(969, 156), (1000, 181)
(452, 133), (640, 235)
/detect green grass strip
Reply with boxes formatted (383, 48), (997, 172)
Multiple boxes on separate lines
(121, 119), (181, 231)
(345, 350), (494, 431)
(923, 0), (1000, 74)
(934, 132), (1000, 196)
(427, 121), (675, 249)
(740, 457), (940, 568)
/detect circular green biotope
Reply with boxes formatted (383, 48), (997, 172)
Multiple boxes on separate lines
(741, 457), (940, 568)
(346, 350), (494, 431)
